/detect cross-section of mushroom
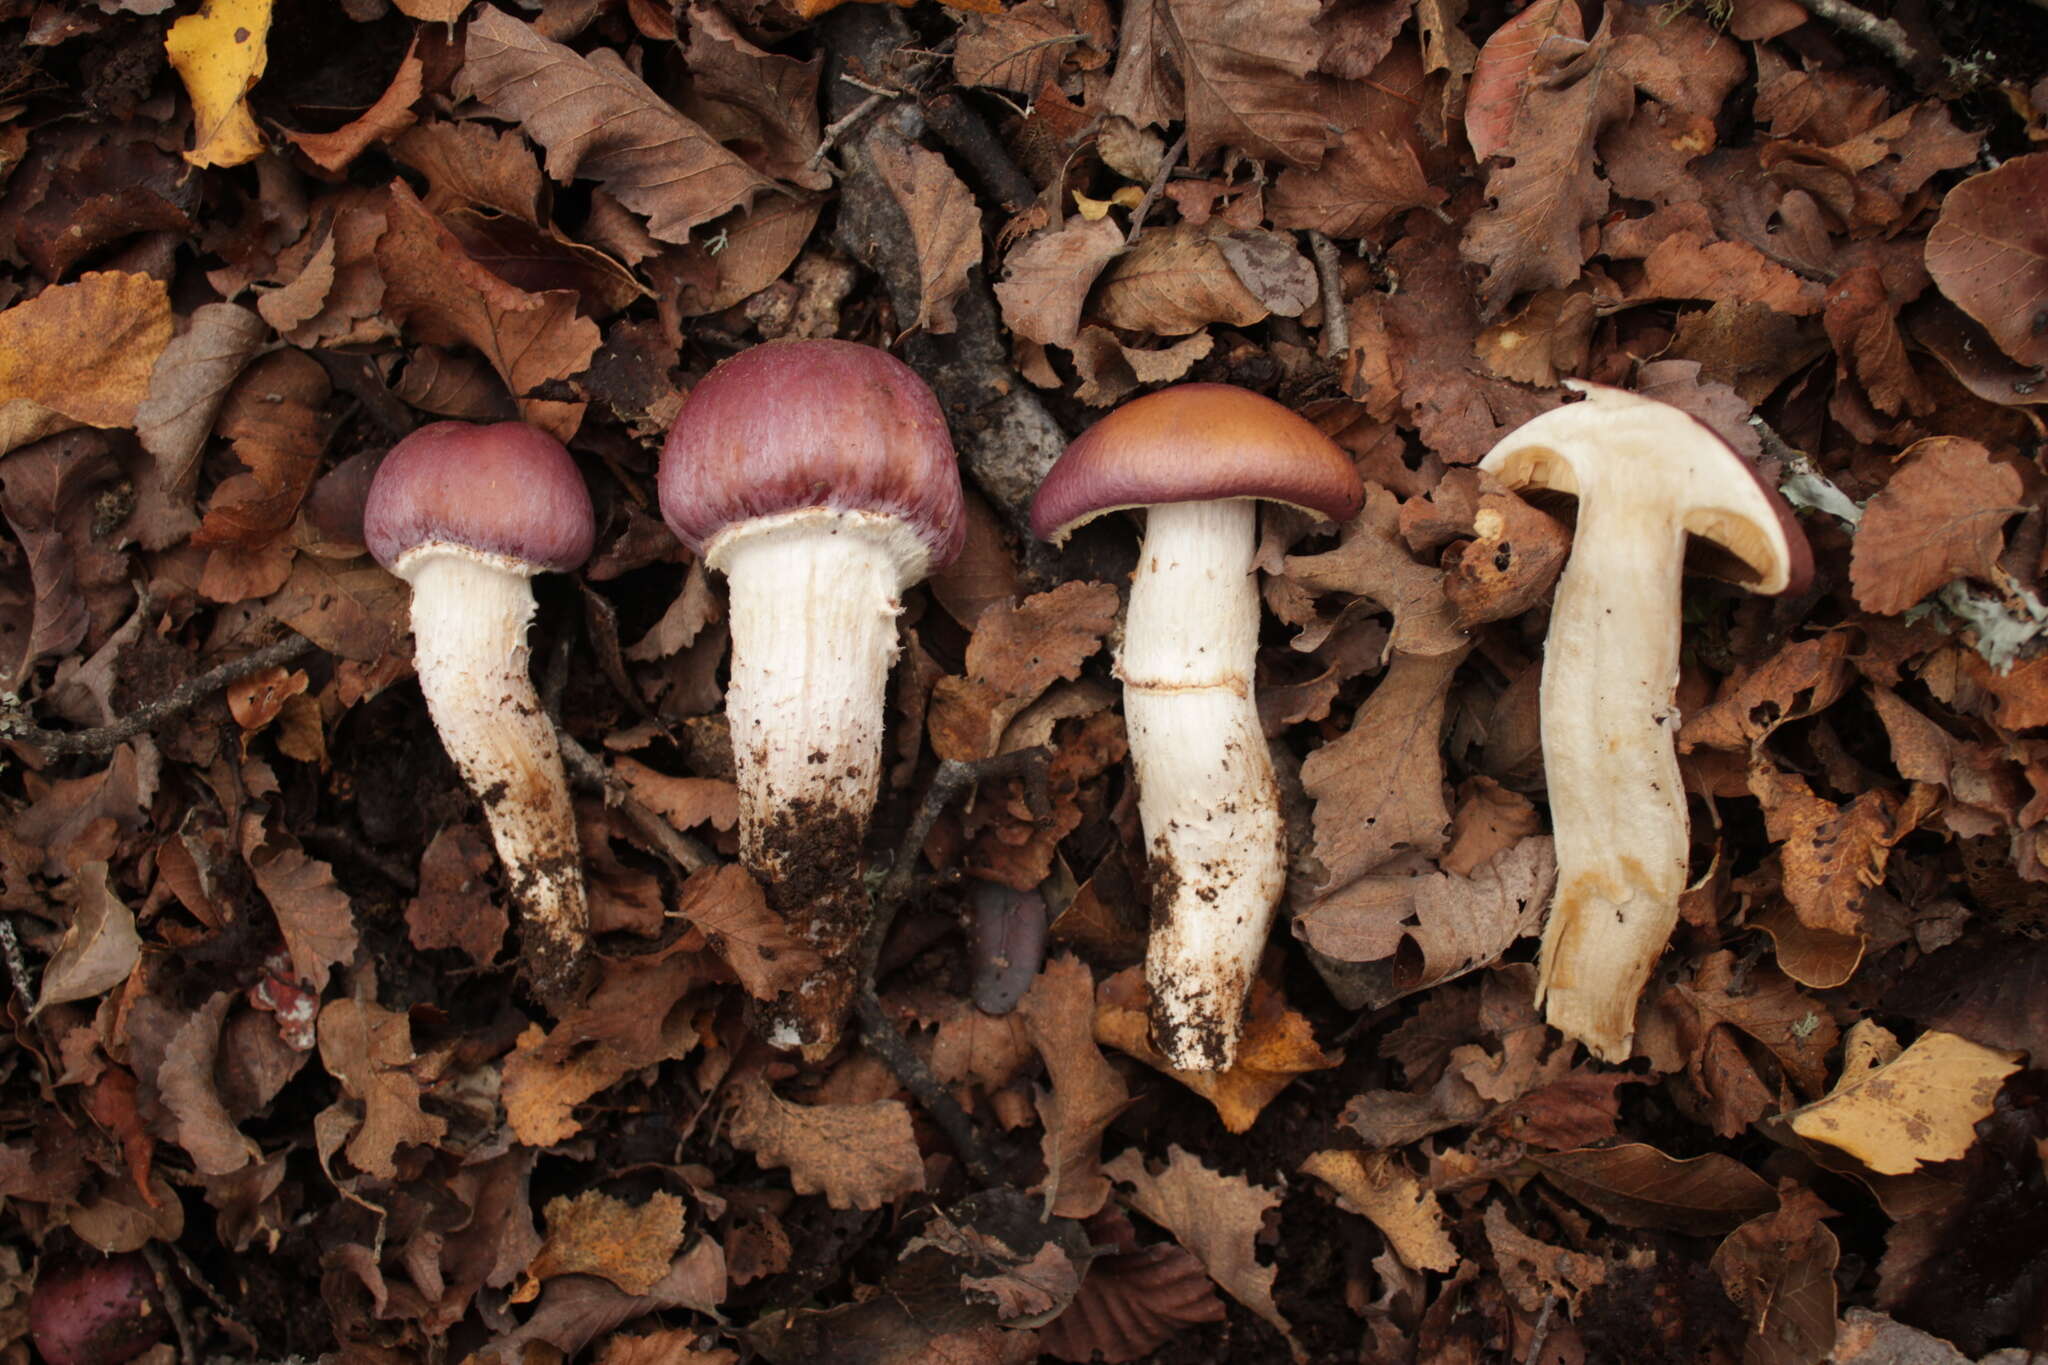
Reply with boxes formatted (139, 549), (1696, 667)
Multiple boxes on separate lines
(1031, 384), (1364, 1071)
(1480, 382), (1812, 1062)
(660, 340), (965, 1056)
(364, 420), (597, 1010)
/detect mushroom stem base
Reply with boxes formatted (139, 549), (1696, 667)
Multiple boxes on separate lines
(1123, 499), (1284, 1072)
(712, 508), (923, 1057)
(404, 551), (590, 1009)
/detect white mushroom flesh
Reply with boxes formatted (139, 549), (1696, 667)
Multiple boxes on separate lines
(400, 548), (587, 1002)
(707, 506), (928, 1053)
(1122, 498), (1284, 1072)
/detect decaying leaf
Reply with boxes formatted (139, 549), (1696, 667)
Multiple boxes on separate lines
(726, 1072), (924, 1211)
(1787, 1028), (2023, 1175)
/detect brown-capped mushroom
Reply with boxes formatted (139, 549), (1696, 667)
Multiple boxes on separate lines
(1031, 384), (1364, 1070)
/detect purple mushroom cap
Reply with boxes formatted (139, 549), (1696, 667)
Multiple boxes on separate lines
(659, 340), (967, 570)
(364, 421), (595, 573)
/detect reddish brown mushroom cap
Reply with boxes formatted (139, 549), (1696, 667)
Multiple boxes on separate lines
(364, 421), (595, 573)
(1029, 384), (1364, 542)
(659, 340), (967, 569)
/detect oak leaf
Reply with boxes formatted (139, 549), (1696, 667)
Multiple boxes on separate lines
(315, 998), (447, 1179)
(1018, 956), (1127, 1218)
(1301, 1149), (1458, 1273)
(529, 1190), (690, 1295)
(726, 1071), (924, 1210)
(1102, 1146), (1293, 1348)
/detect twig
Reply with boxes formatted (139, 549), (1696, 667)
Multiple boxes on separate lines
(1788, 0), (1938, 79)
(924, 91), (1039, 211)
(1126, 130), (1188, 245)
(807, 89), (891, 175)
(141, 1245), (198, 1365)
(1522, 1295), (1556, 1365)
(556, 729), (714, 874)
(855, 986), (1002, 1186)
(870, 748), (1052, 932)
(1307, 230), (1348, 359)
(0, 915), (34, 1009)
(8, 635), (318, 758)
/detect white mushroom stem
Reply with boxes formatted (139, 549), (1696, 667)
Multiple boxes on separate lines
(1122, 499), (1285, 1072)
(708, 507), (926, 1053)
(401, 550), (588, 1004)
(1531, 490), (1690, 1063)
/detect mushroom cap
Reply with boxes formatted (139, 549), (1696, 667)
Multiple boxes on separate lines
(1479, 381), (1813, 595)
(1029, 384), (1365, 543)
(364, 421), (595, 574)
(659, 340), (966, 569)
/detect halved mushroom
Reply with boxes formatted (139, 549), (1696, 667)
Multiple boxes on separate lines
(1480, 382), (1812, 1062)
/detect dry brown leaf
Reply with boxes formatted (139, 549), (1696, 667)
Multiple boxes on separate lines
(1301, 1149), (1459, 1273)
(285, 39), (423, 172)
(1101, 1146), (1294, 1349)
(0, 272), (172, 457)
(1709, 1187), (1840, 1365)
(460, 8), (773, 244)
(867, 136), (980, 336)
(157, 992), (260, 1176)
(1018, 955), (1128, 1219)
(243, 821), (358, 994)
(929, 580), (1120, 760)
(1925, 152), (2048, 368)
(726, 1071), (924, 1210)
(1787, 1029), (2022, 1175)
(1527, 1143), (1776, 1234)
(994, 214), (1128, 348)
(529, 1190), (690, 1295)
(502, 1026), (634, 1147)
(33, 862), (140, 1014)
(681, 2), (829, 192)
(405, 823), (506, 969)
(1095, 970), (1338, 1134)
(133, 302), (269, 514)
(1299, 647), (1468, 891)
(1465, 0), (1576, 162)
(672, 863), (821, 1000)
(315, 998), (448, 1180)
(1849, 437), (2023, 615)
(1751, 765), (1900, 939)
(1093, 224), (1267, 336)
(376, 180), (602, 441)
(1107, 0), (1331, 167)
(1038, 1213), (1223, 1365)
(1461, 11), (1633, 316)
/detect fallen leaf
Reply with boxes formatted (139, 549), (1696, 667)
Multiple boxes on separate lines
(0, 272), (173, 457)
(1849, 437), (2023, 615)
(133, 302), (270, 514)
(315, 998), (448, 1180)
(867, 137), (980, 336)
(1038, 1213), (1223, 1364)
(1301, 1149), (1459, 1273)
(1101, 1146), (1293, 1349)
(726, 1071), (924, 1210)
(405, 823), (507, 969)
(994, 216), (1128, 349)
(1093, 224), (1268, 336)
(1095, 970), (1338, 1134)
(285, 39), (423, 172)
(459, 7), (774, 244)
(1787, 1029), (2023, 1175)
(529, 1190), (690, 1295)
(1018, 955), (1127, 1219)
(671, 863), (821, 1000)
(163, 0), (273, 168)
(1709, 1186), (1839, 1365)
(33, 862), (140, 1014)
(1528, 1144), (1776, 1234)
(243, 820), (358, 994)
(1925, 152), (2048, 368)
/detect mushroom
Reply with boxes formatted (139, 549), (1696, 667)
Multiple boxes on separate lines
(1479, 382), (1811, 1062)
(1030, 384), (1364, 1071)
(659, 340), (965, 1054)
(364, 420), (596, 1009)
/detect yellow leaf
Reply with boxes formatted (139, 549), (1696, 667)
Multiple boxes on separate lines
(1301, 1149), (1460, 1273)
(165, 0), (274, 168)
(1788, 1028), (2022, 1175)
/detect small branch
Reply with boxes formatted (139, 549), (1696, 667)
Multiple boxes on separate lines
(924, 92), (1039, 211)
(1788, 0), (1938, 79)
(1307, 230), (1348, 359)
(1126, 130), (1188, 246)
(10, 635), (318, 758)
(140, 1245), (198, 1365)
(0, 915), (34, 1009)
(808, 89), (891, 175)
(855, 986), (1002, 1186)
(871, 748), (1052, 927)
(556, 729), (715, 875)
(1521, 1295), (1556, 1365)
